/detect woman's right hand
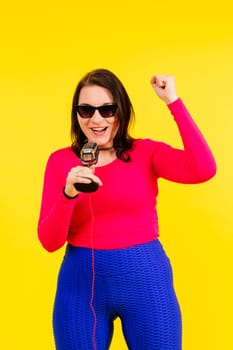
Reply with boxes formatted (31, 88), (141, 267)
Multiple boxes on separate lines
(150, 75), (178, 104)
(64, 165), (103, 197)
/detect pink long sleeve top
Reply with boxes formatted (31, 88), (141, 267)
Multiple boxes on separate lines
(37, 99), (216, 252)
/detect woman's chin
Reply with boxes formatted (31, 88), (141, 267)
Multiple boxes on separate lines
(94, 139), (112, 148)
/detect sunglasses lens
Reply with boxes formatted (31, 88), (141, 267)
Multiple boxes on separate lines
(99, 105), (118, 118)
(76, 104), (118, 118)
(76, 106), (94, 118)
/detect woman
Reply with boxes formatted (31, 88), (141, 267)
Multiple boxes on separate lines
(38, 69), (216, 350)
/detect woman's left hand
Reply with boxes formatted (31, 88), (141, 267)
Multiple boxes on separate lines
(150, 75), (178, 104)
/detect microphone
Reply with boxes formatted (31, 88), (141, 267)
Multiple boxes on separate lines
(74, 142), (99, 193)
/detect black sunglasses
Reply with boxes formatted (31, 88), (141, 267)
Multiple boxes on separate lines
(75, 104), (118, 119)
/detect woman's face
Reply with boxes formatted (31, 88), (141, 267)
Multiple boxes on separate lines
(77, 85), (119, 148)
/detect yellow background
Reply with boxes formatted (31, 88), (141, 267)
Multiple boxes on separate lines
(0, 1), (232, 349)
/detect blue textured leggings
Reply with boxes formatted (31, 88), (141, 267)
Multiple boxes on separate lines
(53, 240), (182, 350)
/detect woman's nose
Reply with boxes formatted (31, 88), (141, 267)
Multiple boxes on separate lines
(91, 110), (103, 122)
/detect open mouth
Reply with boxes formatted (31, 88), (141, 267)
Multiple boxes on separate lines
(91, 127), (108, 135)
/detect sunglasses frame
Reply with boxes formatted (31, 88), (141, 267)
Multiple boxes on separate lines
(75, 104), (118, 119)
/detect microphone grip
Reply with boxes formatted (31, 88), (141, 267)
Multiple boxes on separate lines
(74, 178), (99, 193)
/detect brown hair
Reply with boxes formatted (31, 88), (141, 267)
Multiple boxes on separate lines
(71, 68), (135, 161)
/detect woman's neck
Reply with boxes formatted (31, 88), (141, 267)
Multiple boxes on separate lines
(96, 148), (116, 167)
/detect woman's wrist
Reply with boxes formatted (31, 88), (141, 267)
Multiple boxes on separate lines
(63, 187), (79, 199)
(166, 96), (179, 105)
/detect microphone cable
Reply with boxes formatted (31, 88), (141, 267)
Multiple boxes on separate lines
(88, 194), (97, 350)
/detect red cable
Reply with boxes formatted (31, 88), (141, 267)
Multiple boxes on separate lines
(88, 194), (97, 350)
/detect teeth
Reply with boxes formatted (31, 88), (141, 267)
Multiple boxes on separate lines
(92, 127), (106, 132)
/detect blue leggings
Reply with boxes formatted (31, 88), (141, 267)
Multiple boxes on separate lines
(53, 240), (182, 350)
